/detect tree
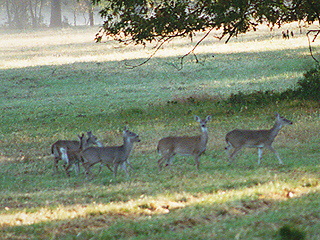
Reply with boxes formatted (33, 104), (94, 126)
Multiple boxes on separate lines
(93, 0), (320, 67)
(86, 0), (94, 26)
(3, 0), (45, 29)
(50, 0), (62, 27)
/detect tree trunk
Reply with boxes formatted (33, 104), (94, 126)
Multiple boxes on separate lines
(86, 0), (94, 26)
(29, 0), (37, 27)
(89, 8), (94, 26)
(50, 0), (62, 28)
(5, 0), (12, 27)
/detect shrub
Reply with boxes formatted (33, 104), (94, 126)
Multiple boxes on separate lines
(226, 67), (320, 107)
(295, 67), (320, 101)
(278, 224), (306, 240)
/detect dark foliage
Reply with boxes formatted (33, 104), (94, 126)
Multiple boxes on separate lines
(295, 67), (320, 101)
(279, 224), (306, 240)
(227, 67), (320, 106)
(93, 0), (320, 45)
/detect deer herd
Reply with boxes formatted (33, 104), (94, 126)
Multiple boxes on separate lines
(51, 113), (293, 179)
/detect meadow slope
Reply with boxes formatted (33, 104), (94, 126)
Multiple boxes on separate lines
(0, 24), (319, 239)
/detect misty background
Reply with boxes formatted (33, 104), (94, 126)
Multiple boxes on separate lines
(0, 0), (104, 29)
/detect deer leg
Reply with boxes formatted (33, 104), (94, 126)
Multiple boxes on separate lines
(267, 146), (284, 164)
(97, 163), (103, 174)
(82, 162), (93, 178)
(121, 162), (129, 178)
(113, 163), (119, 178)
(229, 147), (242, 164)
(194, 155), (200, 170)
(225, 142), (232, 151)
(258, 148), (263, 164)
(64, 163), (72, 177)
(106, 164), (114, 172)
(74, 162), (80, 175)
(53, 157), (60, 174)
(61, 158), (69, 173)
(165, 154), (175, 168)
(126, 160), (134, 170)
(158, 156), (165, 171)
(225, 145), (232, 163)
(98, 163), (113, 174)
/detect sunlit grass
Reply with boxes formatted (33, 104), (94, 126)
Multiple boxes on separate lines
(0, 24), (320, 239)
(1, 175), (318, 227)
(0, 23), (317, 68)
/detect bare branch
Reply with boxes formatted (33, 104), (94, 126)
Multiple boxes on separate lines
(307, 30), (320, 65)
(174, 28), (214, 70)
(124, 37), (173, 69)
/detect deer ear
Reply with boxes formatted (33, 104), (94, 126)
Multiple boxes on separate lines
(194, 116), (200, 122)
(275, 112), (280, 118)
(87, 131), (92, 136)
(78, 133), (84, 139)
(206, 115), (212, 121)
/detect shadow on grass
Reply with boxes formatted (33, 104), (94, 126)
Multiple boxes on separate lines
(1, 183), (319, 239)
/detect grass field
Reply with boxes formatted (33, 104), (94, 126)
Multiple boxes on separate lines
(0, 24), (320, 239)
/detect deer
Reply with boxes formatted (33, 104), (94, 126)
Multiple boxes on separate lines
(59, 133), (87, 177)
(51, 131), (103, 174)
(81, 127), (141, 179)
(225, 113), (293, 165)
(157, 115), (212, 171)
(59, 133), (108, 177)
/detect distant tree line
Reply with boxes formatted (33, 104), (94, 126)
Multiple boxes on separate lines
(0, 0), (98, 29)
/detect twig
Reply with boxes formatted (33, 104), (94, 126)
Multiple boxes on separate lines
(124, 37), (173, 69)
(175, 28), (215, 70)
(307, 30), (320, 65)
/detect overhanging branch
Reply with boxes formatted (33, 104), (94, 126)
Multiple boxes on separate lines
(175, 28), (215, 70)
(124, 37), (173, 69)
(307, 30), (320, 65)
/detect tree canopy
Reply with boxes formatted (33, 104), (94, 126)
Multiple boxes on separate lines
(94, 0), (320, 45)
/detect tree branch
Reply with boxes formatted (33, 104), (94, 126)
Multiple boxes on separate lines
(307, 30), (320, 65)
(174, 27), (214, 70)
(124, 37), (173, 69)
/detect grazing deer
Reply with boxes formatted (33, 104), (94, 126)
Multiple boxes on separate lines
(60, 134), (89, 177)
(157, 115), (212, 170)
(51, 131), (102, 174)
(225, 113), (293, 165)
(81, 127), (141, 178)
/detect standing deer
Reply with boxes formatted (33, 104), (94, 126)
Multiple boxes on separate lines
(225, 113), (293, 165)
(81, 127), (141, 179)
(157, 115), (212, 170)
(60, 133), (90, 176)
(51, 131), (102, 174)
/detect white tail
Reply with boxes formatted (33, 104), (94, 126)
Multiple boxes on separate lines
(225, 113), (293, 165)
(81, 127), (141, 179)
(157, 115), (211, 170)
(51, 131), (102, 174)
(59, 133), (90, 177)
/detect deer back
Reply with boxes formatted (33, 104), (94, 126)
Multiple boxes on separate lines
(51, 140), (79, 156)
(158, 135), (206, 156)
(81, 145), (123, 165)
(226, 129), (274, 148)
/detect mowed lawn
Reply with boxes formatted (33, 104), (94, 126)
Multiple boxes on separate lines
(0, 24), (319, 239)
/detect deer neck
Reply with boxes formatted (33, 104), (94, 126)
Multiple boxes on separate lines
(200, 126), (209, 146)
(269, 121), (283, 139)
(81, 138), (90, 151)
(122, 137), (135, 158)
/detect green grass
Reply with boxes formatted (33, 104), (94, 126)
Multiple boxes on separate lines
(0, 25), (320, 239)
